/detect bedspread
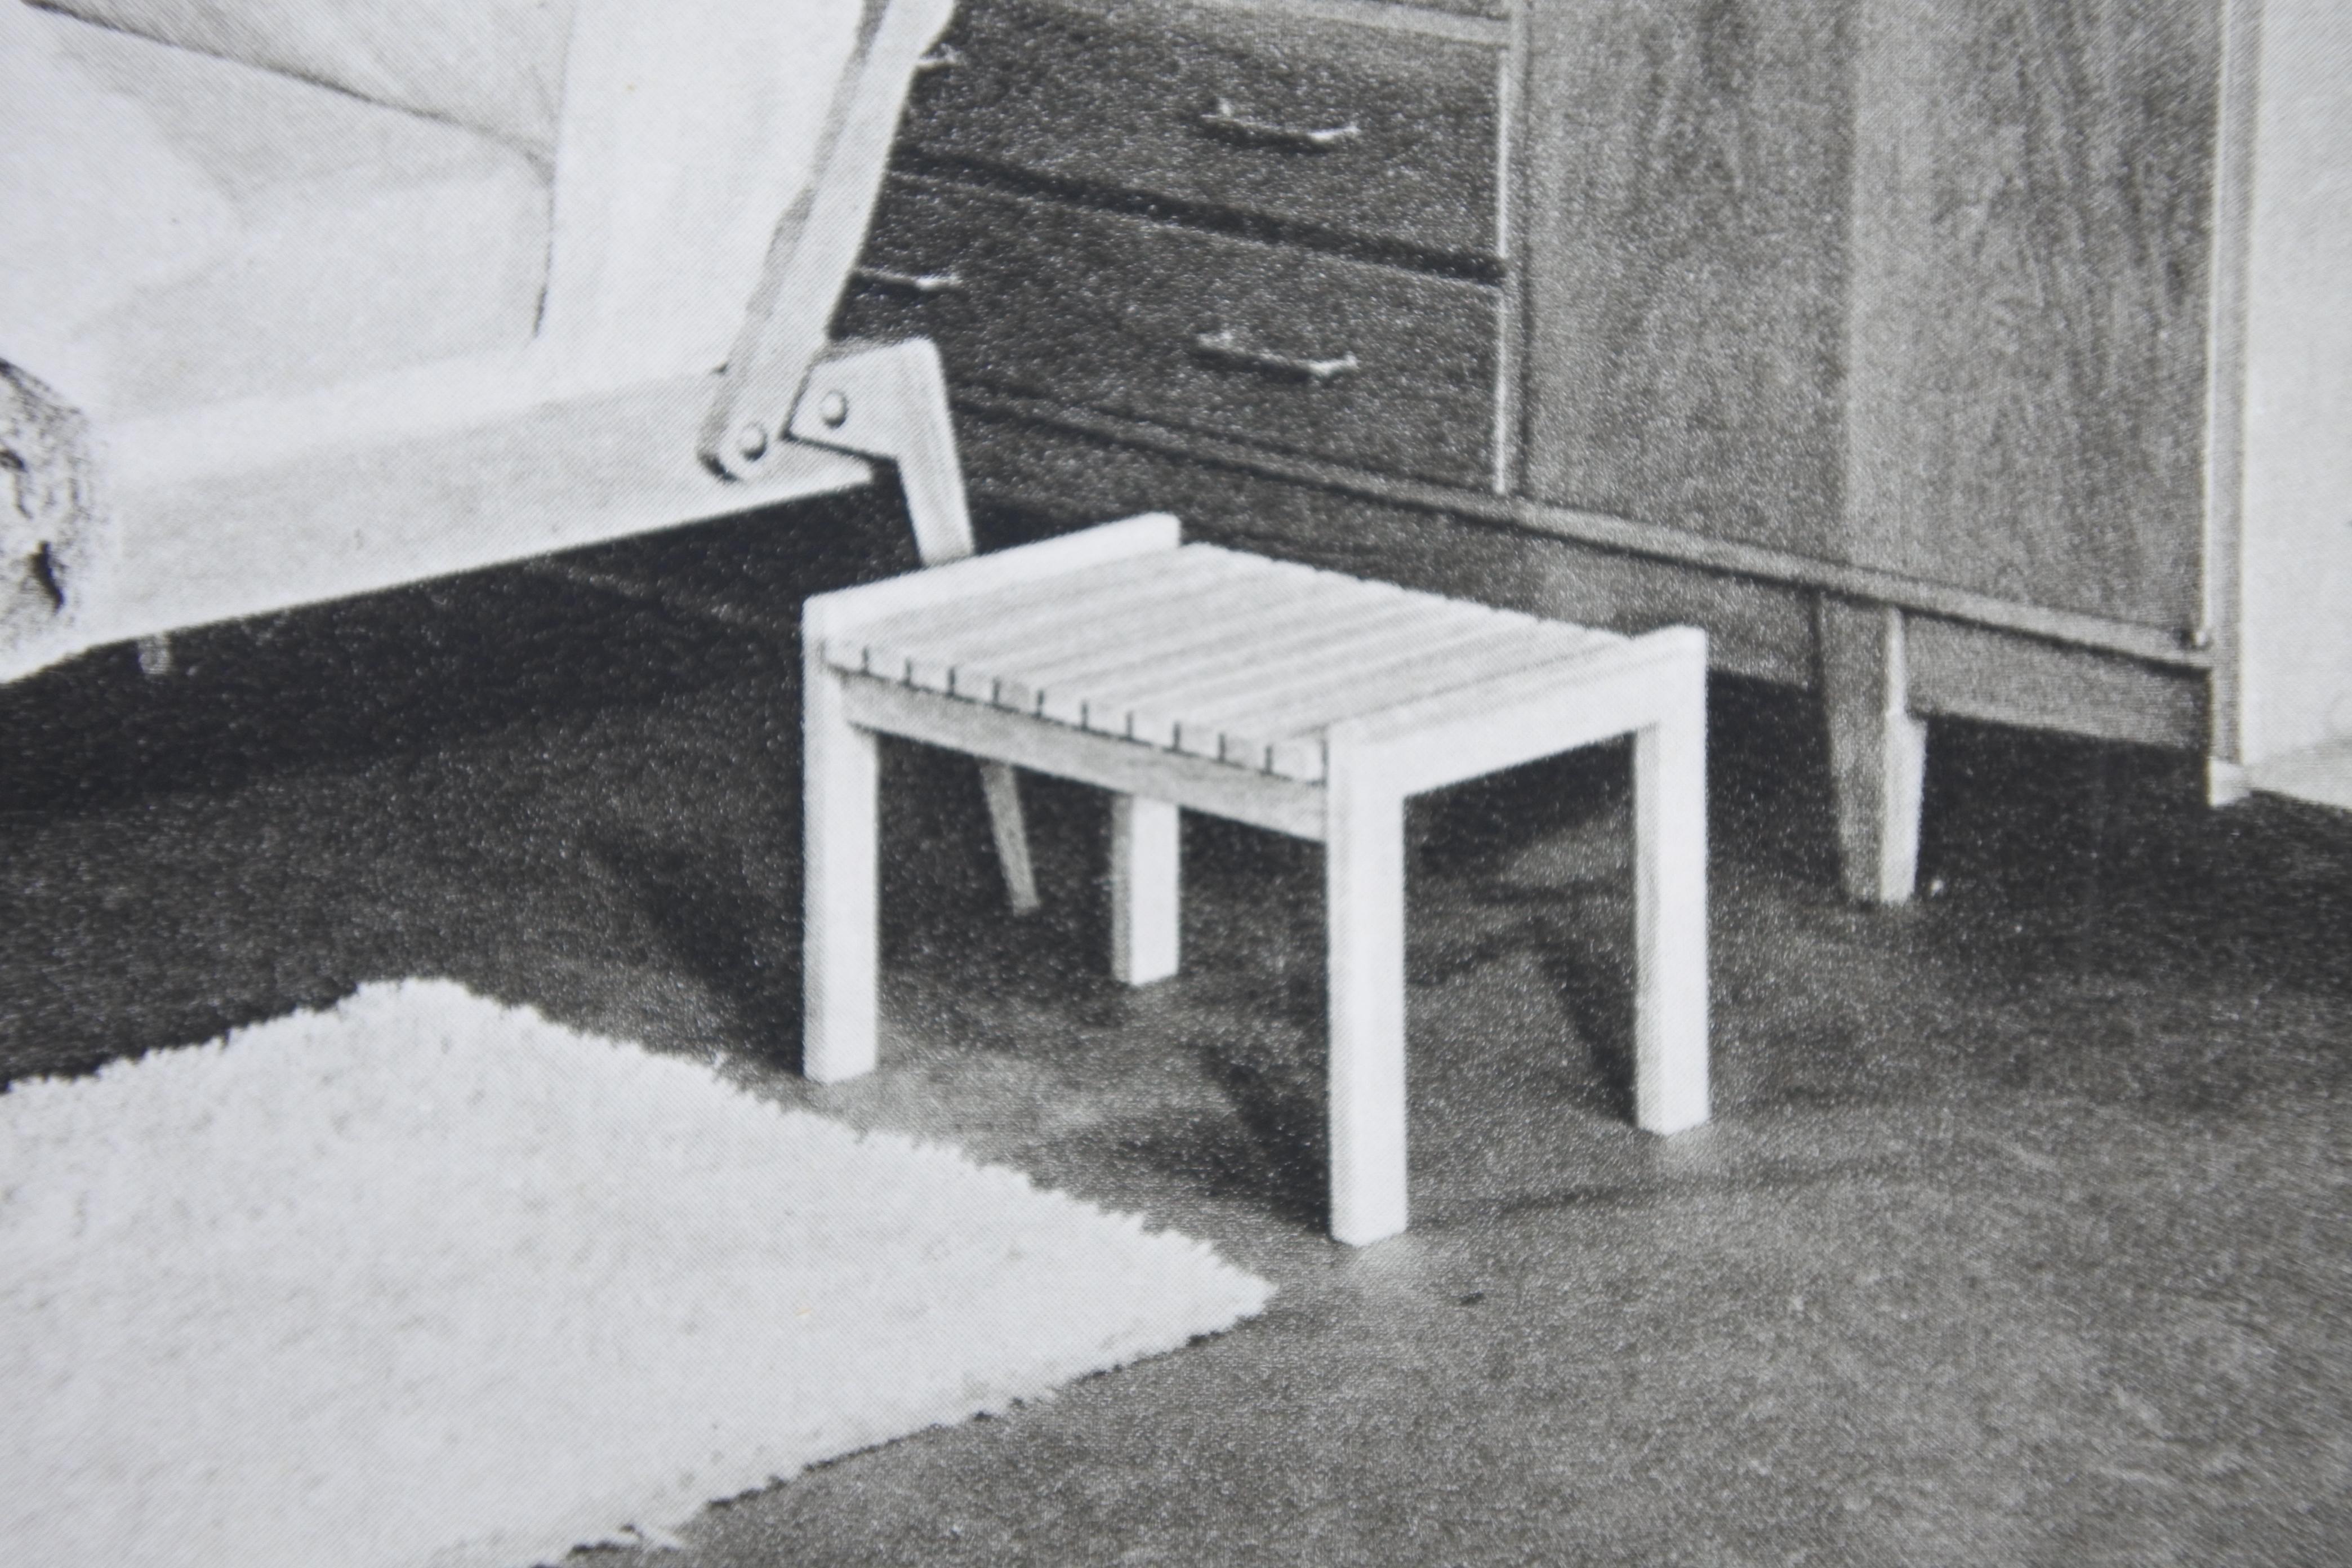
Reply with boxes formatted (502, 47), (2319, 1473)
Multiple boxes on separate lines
(1, 361), (106, 681)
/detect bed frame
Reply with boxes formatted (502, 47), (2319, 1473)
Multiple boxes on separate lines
(5, 0), (1037, 904)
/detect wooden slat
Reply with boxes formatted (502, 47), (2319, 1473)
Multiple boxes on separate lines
(1239, 634), (1630, 779)
(863, 545), (1518, 721)
(804, 512), (1178, 640)
(1053, 576), (1445, 740)
(993, 562), (1346, 721)
(845, 547), (1257, 691)
(1342, 628), (1706, 796)
(870, 553), (1303, 706)
(1124, 595), (1505, 752)
(1115, 595), (1467, 752)
(1128, 609), (1531, 781)
(937, 549), (1306, 696)
(836, 542), (1246, 675)
(939, 550), (1264, 685)
(1209, 617), (1619, 754)
(835, 529), (1636, 785)
(831, 547), (1222, 680)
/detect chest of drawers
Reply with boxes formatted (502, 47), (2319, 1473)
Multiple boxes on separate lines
(838, 0), (1512, 490)
(849, 175), (1499, 485)
(842, 0), (2352, 899)
(901, 0), (1504, 262)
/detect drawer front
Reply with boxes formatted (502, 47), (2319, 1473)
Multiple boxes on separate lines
(901, 0), (1502, 265)
(844, 178), (1500, 487)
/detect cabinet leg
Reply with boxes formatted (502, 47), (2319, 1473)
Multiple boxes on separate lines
(1110, 794), (1181, 984)
(1816, 598), (1927, 906)
(2206, 756), (2253, 807)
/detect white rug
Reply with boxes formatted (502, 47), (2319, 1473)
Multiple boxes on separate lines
(0, 979), (1271, 1568)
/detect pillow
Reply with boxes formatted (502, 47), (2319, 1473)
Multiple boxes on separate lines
(28, 0), (576, 162)
(0, 0), (237, 365)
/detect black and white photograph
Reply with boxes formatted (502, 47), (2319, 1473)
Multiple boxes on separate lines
(2, 0), (2346, 1561)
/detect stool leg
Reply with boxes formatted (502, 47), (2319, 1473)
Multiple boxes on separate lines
(804, 657), (880, 1083)
(1326, 770), (1408, 1245)
(1111, 795), (1181, 985)
(1633, 683), (1709, 1134)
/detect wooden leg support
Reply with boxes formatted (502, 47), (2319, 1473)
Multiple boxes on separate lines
(789, 337), (978, 568)
(979, 762), (1041, 915)
(802, 651), (879, 1082)
(1111, 794), (1181, 985)
(1633, 662), (1710, 1134)
(1324, 755), (1409, 1246)
(1816, 597), (1927, 906)
(791, 336), (1039, 915)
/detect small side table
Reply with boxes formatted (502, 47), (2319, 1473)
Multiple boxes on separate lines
(802, 514), (1709, 1244)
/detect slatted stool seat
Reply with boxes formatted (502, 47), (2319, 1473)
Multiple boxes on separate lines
(801, 514), (1709, 1244)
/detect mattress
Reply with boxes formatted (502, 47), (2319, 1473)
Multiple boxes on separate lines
(30, 0), (575, 161)
(19, 8), (550, 423)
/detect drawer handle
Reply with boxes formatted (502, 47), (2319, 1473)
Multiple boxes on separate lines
(915, 43), (963, 74)
(853, 265), (965, 296)
(1198, 98), (1360, 152)
(1192, 328), (1359, 385)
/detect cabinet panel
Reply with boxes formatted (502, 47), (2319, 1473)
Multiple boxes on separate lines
(1522, 0), (2219, 638)
(1843, 0), (2220, 633)
(1518, 0), (1852, 563)
(2235, 0), (2352, 766)
(845, 177), (1501, 486)
(901, 0), (1502, 265)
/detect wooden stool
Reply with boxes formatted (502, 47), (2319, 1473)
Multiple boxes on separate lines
(802, 515), (1709, 1244)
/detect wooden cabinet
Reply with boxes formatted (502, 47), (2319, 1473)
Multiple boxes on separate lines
(846, 0), (2352, 896)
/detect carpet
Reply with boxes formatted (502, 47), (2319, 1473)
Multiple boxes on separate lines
(0, 979), (1272, 1567)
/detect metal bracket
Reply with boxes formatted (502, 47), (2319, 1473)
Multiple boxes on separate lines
(786, 337), (975, 565)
